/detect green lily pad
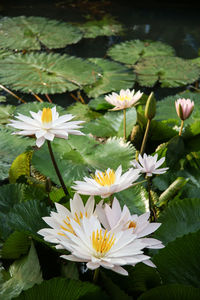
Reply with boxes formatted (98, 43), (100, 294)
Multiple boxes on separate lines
(0, 16), (82, 50)
(0, 52), (101, 94)
(134, 56), (200, 88)
(107, 40), (175, 65)
(32, 135), (135, 186)
(77, 15), (124, 38)
(84, 58), (135, 98)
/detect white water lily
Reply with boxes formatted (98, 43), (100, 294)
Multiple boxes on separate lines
(105, 89), (143, 111)
(60, 215), (153, 275)
(131, 153), (169, 177)
(38, 193), (95, 248)
(8, 106), (84, 147)
(72, 165), (140, 198)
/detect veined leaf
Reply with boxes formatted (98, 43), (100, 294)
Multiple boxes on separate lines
(32, 135), (135, 186)
(88, 95), (113, 111)
(134, 56), (200, 88)
(0, 242), (42, 300)
(0, 53), (101, 94)
(107, 40), (175, 65)
(16, 277), (108, 300)
(0, 16), (82, 50)
(84, 58), (135, 98)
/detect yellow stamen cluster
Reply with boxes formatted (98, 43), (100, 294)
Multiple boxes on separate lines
(41, 108), (52, 123)
(58, 211), (88, 237)
(92, 229), (115, 256)
(94, 170), (116, 186)
(118, 95), (131, 102)
(129, 221), (137, 229)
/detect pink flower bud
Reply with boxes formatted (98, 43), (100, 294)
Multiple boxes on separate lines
(175, 98), (194, 121)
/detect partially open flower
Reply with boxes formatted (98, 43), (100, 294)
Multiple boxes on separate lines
(72, 165), (140, 198)
(105, 89), (143, 111)
(131, 153), (168, 177)
(175, 98), (194, 121)
(8, 106), (84, 147)
(38, 193), (95, 248)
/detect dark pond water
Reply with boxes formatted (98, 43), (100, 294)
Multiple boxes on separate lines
(1, 0), (200, 104)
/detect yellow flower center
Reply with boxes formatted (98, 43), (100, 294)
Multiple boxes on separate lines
(128, 221), (137, 229)
(94, 170), (116, 186)
(117, 95), (131, 102)
(58, 212), (88, 237)
(41, 108), (52, 124)
(92, 229), (115, 256)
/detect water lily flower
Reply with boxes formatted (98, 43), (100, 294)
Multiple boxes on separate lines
(175, 98), (194, 121)
(60, 215), (154, 275)
(38, 193), (95, 247)
(72, 165), (140, 198)
(8, 106), (84, 147)
(105, 89), (143, 111)
(131, 153), (168, 177)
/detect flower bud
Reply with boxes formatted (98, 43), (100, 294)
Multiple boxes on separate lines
(145, 92), (156, 120)
(175, 98), (194, 121)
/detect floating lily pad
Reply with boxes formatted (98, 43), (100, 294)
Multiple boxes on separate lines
(77, 15), (124, 38)
(84, 58), (135, 98)
(134, 56), (200, 87)
(0, 53), (101, 94)
(107, 40), (175, 65)
(0, 16), (82, 50)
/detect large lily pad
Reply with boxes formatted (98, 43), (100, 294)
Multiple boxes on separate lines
(0, 53), (101, 94)
(134, 56), (200, 88)
(32, 135), (135, 186)
(77, 15), (124, 38)
(107, 40), (175, 65)
(84, 58), (135, 98)
(0, 16), (82, 50)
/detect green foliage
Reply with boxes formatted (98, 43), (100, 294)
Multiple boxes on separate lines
(107, 40), (175, 65)
(66, 102), (101, 122)
(0, 16), (82, 50)
(9, 151), (33, 184)
(1, 231), (31, 259)
(0, 104), (15, 125)
(138, 284), (200, 300)
(84, 58), (135, 98)
(134, 56), (200, 87)
(0, 242), (42, 300)
(153, 230), (200, 287)
(155, 198), (200, 244)
(77, 15), (124, 38)
(0, 127), (34, 180)
(16, 277), (108, 300)
(32, 135), (135, 186)
(0, 53), (101, 94)
(88, 96), (113, 111)
(83, 106), (137, 138)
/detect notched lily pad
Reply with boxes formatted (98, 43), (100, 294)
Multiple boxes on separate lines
(134, 56), (200, 87)
(107, 40), (175, 65)
(0, 52), (101, 94)
(0, 16), (83, 50)
(84, 58), (135, 98)
(77, 15), (124, 38)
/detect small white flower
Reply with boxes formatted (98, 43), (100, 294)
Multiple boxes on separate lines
(131, 153), (169, 177)
(38, 193), (95, 248)
(72, 165), (140, 198)
(8, 106), (84, 147)
(105, 89), (143, 111)
(60, 215), (152, 275)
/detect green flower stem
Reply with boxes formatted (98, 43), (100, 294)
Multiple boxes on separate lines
(140, 119), (151, 156)
(47, 140), (68, 197)
(147, 177), (156, 222)
(93, 268), (100, 283)
(179, 120), (184, 136)
(123, 108), (126, 140)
